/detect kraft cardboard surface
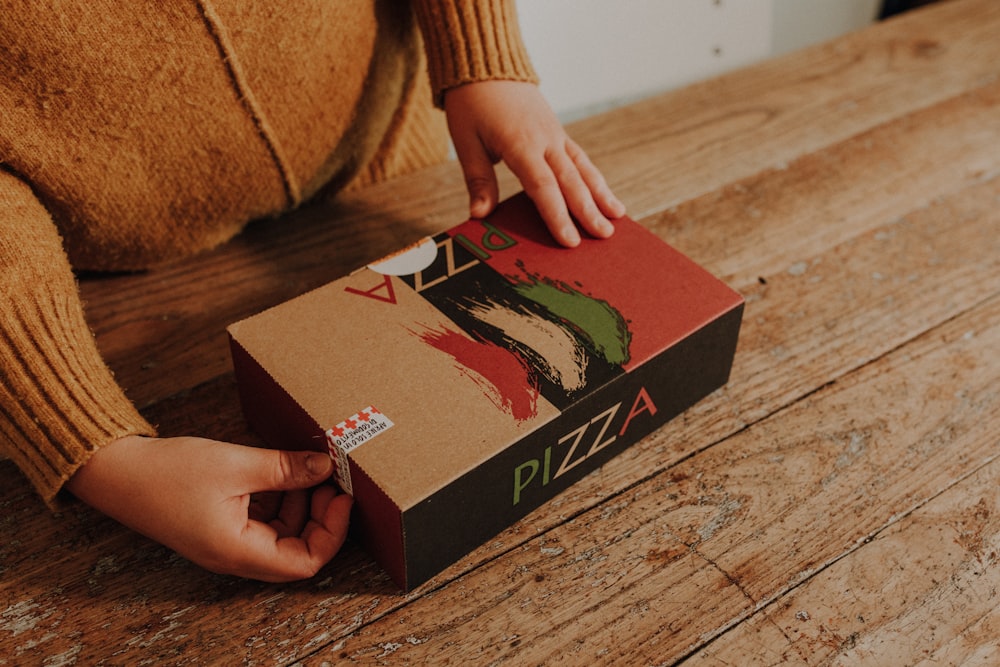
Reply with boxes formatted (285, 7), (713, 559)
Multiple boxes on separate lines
(229, 193), (744, 589)
(228, 263), (557, 507)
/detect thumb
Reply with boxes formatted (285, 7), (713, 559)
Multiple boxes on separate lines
(452, 133), (500, 220)
(243, 448), (334, 494)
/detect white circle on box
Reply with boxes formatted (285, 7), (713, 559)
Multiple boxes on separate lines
(367, 237), (438, 276)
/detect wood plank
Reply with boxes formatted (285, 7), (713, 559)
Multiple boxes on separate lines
(649, 79), (1000, 288)
(689, 461), (1000, 665)
(308, 268), (1000, 665)
(3, 2), (1000, 663)
(0, 62), (1000, 655)
(77, 0), (1000, 409)
(4, 142), (995, 663)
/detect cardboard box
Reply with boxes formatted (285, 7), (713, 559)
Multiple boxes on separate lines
(228, 194), (744, 590)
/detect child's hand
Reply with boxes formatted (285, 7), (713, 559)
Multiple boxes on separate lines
(444, 80), (625, 247)
(65, 434), (352, 582)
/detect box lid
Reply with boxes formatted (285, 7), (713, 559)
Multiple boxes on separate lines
(228, 194), (743, 509)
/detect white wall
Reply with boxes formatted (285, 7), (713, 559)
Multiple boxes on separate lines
(771, 0), (880, 55)
(517, 0), (881, 122)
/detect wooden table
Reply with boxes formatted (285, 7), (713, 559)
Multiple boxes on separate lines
(3, 0), (999, 663)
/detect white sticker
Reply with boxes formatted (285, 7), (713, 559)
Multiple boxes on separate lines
(367, 237), (437, 276)
(325, 406), (394, 495)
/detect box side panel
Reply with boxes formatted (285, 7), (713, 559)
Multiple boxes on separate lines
(401, 301), (745, 589)
(228, 336), (326, 453)
(231, 335), (409, 588)
(349, 461), (407, 590)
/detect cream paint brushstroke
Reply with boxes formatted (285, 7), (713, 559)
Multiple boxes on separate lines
(461, 298), (589, 392)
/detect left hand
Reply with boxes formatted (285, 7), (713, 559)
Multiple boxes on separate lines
(444, 80), (626, 247)
(66, 434), (352, 582)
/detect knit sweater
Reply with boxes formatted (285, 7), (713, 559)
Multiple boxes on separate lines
(0, 0), (537, 505)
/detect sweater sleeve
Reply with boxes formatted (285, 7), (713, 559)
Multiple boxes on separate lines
(411, 0), (539, 106)
(0, 168), (155, 506)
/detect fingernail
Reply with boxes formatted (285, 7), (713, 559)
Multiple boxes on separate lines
(471, 197), (488, 219)
(307, 453), (332, 476)
(610, 197), (626, 217)
(563, 227), (581, 247)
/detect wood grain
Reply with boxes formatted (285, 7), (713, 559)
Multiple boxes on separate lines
(692, 456), (1000, 664)
(2, 0), (999, 664)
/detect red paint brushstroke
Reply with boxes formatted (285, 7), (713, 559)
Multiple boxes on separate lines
(419, 326), (538, 422)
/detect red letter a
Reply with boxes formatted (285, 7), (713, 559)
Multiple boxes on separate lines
(345, 274), (397, 304)
(618, 386), (658, 437)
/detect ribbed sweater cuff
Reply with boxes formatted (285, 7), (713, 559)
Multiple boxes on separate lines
(413, 0), (539, 106)
(1, 178), (155, 507)
(1, 289), (156, 507)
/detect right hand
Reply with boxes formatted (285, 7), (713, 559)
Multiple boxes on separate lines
(65, 434), (352, 582)
(444, 80), (625, 247)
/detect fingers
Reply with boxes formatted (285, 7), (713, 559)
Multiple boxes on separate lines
(278, 490), (352, 579)
(217, 447), (352, 579)
(248, 490), (282, 523)
(234, 490), (353, 582)
(507, 147), (578, 246)
(266, 489), (310, 537)
(301, 487), (353, 564)
(241, 449), (350, 580)
(450, 126), (500, 220)
(507, 138), (624, 248)
(565, 139), (627, 221)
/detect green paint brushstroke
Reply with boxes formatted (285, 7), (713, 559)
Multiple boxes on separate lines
(513, 278), (632, 366)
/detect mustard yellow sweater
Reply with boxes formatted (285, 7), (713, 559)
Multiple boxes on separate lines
(0, 0), (536, 504)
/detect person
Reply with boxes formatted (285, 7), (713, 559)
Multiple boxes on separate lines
(0, 1), (624, 583)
